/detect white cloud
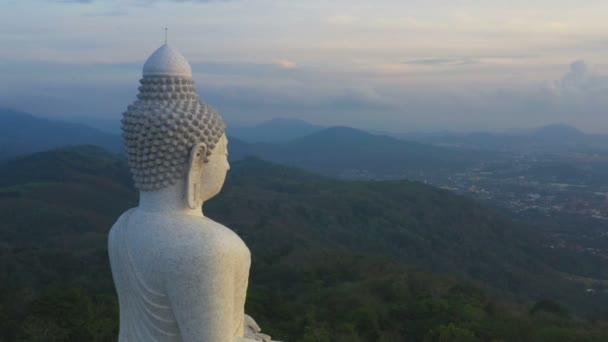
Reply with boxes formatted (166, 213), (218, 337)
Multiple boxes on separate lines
(277, 59), (297, 69)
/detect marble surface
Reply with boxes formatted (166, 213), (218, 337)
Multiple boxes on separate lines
(143, 44), (192, 78)
(109, 204), (251, 341)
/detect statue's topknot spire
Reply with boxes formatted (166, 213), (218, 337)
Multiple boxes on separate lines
(142, 43), (192, 78)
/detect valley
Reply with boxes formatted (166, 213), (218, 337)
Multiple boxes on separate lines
(1, 146), (608, 340)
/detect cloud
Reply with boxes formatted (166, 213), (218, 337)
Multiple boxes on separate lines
(559, 60), (589, 92)
(448, 59), (608, 132)
(542, 59), (608, 100)
(277, 60), (297, 69)
(84, 9), (129, 16)
(57, 0), (231, 3)
(404, 57), (479, 66)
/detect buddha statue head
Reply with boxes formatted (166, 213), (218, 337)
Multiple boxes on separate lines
(121, 44), (228, 210)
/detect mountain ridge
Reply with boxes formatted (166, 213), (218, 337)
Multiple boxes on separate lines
(227, 118), (323, 143)
(234, 126), (476, 178)
(1, 109), (476, 179)
(0, 108), (121, 159)
(388, 123), (608, 152)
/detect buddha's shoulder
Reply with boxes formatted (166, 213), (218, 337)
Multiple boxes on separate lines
(109, 208), (136, 237)
(168, 216), (250, 267)
(180, 216), (238, 236)
(111, 209), (247, 253)
(159, 214), (247, 251)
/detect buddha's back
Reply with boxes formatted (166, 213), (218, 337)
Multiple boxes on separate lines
(108, 208), (251, 342)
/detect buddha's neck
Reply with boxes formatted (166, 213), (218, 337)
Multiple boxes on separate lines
(138, 180), (204, 217)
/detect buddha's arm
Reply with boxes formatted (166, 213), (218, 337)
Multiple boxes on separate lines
(243, 314), (272, 342)
(166, 249), (236, 342)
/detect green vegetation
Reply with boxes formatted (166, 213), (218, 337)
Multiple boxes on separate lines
(248, 250), (608, 341)
(1, 146), (608, 341)
(212, 158), (608, 315)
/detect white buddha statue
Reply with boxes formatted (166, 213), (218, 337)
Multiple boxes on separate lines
(108, 44), (275, 342)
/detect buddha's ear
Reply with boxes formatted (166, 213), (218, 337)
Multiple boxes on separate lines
(186, 143), (207, 209)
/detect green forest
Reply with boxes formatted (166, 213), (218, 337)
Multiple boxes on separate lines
(1, 146), (608, 341)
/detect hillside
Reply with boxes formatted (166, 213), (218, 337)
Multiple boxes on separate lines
(235, 127), (477, 178)
(227, 118), (324, 143)
(213, 158), (608, 308)
(532, 124), (586, 142)
(1, 147), (608, 340)
(0, 108), (121, 159)
(394, 124), (608, 153)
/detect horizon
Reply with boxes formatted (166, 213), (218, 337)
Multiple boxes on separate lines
(2, 1), (608, 133)
(0, 106), (594, 137)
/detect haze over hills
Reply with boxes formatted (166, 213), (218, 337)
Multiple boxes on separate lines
(7, 108), (605, 165)
(227, 118), (324, 143)
(0, 108), (121, 159)
(532, 124), (587, 141)
(238, 126), (479, 178)
(2, 110), (481, 179)
(226, 119), (605, 153)
(224, 118), (607, 154)
(391, 123), (608, 152)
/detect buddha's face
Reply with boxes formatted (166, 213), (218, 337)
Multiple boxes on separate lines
(199, 134), (230, 202)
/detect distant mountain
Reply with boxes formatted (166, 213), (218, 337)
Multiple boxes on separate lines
(0, 109), (474, 179)
(230, 126), (478, 178)
(227, 118), (323, 143)
(0, 108), (121, 159)
(0, 145), (131, 189)
(391, 124), (603, 152)
(63, 116), (122, 134)
(531, 123), (586, 142)
(226, 137), (254, 161)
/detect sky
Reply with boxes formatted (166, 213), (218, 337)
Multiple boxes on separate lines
(1, 0), (608, 133)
